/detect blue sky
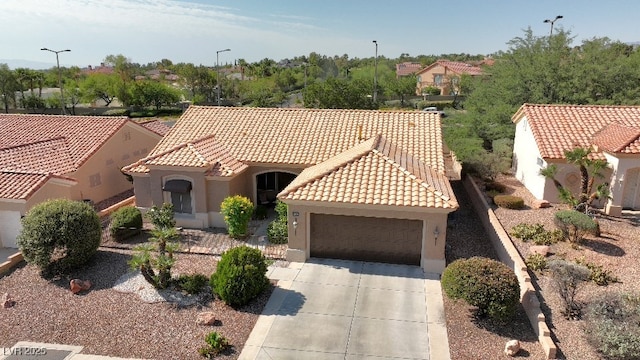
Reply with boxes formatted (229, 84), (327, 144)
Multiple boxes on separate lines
(1, 0), (640, 68)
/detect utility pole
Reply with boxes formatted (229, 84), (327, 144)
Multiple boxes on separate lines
(41, 47), (71, 115)
(216, 48), (231, 106)
(372, 40), (378, 103)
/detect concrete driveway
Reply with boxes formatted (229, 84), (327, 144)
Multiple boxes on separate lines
(240, 258), (450, 359)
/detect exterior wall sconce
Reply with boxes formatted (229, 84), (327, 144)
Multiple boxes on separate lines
(292, 217), (298, 235)
(434, 226), (440, 245)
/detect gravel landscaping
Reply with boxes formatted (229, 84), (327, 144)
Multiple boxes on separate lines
(0, 249), (273, 359)
(481, 174), (640, 360)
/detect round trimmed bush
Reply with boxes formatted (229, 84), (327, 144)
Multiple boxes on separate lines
(220, 195), (255, 238)
(109, 206), (143, 241)
(17, 199), (101, 274)
(493, 195), (525, 209)
(210, 246), (269, 307)
(554, 210), (597, 243)
(441, 257), (520, 321)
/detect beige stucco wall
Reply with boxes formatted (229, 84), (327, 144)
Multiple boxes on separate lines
(604, 153), (640, 214)
(71, 123), (160, 204)
(282, 201), (451, 274)
(416, 64), (453, 95)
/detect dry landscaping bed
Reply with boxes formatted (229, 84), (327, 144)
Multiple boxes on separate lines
(489, 174), (640, 360)
(0, 248), (272, 359)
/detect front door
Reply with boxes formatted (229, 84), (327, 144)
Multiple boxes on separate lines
(623, 168), (640, 210)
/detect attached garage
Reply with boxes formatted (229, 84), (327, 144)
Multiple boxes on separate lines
(310, 214), (422, 265)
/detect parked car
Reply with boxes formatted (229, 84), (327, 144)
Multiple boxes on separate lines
(422, 107), (446, 117)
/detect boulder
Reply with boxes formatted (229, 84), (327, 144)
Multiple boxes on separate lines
(530, 245), (551, 257)
(532, 199), (551, 209)
(70, 279), (92, 294)
(2, 293), (15, 308)
(196, 312), (217, 326)
(504, 339), (521, 356)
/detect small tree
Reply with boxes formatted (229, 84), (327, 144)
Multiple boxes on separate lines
(129, 203), (180, 289)
(220, 195), (254, 238)
(548, 259), (590, 319)
(18, 199), (101, 274)
(540, 147), (610, 213)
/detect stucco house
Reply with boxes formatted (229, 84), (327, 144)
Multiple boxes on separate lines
(123, 106), (458, 273)
(512, 104), (640, 216)
(415, 60), (484, 95)
(0, 114), (163, 248)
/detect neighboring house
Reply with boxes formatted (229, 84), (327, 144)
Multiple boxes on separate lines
(395, 62), (422, 78)
(139, 119), (172, 136)
(415, 60), (483, 95)
(123, 106), (459, 273)
(512, 104), (640, 216)
(0, 114), (163, 248)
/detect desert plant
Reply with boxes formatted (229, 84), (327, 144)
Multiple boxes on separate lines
(554, 210), (597, 243)
(525, 253), (547, 271)
(130, 203), (180, 289)
(547, 259), (590, 319)
(485, 181), (507, 193)
(575, 258), (618, 286)
(176, 273), (209, 294)
(18, 199), (101, 274)
(109, 206), (143, 241)
(210, 246), (269, 307)
(493, 195), (525, 209)
(584, 293), (640, 360)
(441, 257), (520, 321)
(532, 229), (563, 245)
(220, 195), (255, 238)
(510, 223), (545, 241)
(198, 331), (231, 358)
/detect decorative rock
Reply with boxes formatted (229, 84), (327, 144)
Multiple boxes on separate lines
(504, 339), (521, 356)
(2, 293), (15, 308)
(196, 312), (217, 326)
(530, 245), (551, 257)
(532, 199), (551, 209)
(70, 279), (92, 294)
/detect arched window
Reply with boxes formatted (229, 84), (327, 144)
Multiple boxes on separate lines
(163, 179), (193, 214)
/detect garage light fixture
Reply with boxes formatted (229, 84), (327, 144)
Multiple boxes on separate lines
(434, 227), (440, 245)
(292, 217), (298, 235)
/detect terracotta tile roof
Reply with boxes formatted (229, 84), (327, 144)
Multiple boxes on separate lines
(513, 104), (640, 159)
(417, 60), (484, 76)
(0, 171), (76, 200)
(0, 114), (129, 168)
(396, 62), (423, 77)
(127, 134), (247, 177)
(592, 123), (640, 154)
(0, 137), (75, 175)
(278, 135), (457, 209)
(126, 107), (445, 174)
(140, 119), (172, 136)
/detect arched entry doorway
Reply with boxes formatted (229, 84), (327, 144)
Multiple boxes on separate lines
(256, 171), (297, 205)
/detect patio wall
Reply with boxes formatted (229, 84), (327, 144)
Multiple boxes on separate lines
(463, 176), (557, 360)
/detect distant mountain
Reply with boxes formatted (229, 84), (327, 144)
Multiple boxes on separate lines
(0, 59), (54, 70)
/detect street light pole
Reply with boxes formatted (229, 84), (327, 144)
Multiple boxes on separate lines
(372, 40), (378, 103)
(41, 48), (71, 115)
(543, 15), (563, 37)
(216, 48), (230, 106)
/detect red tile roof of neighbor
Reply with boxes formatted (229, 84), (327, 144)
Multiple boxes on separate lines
(140, 119), (172, 136)
(513, 104), (640, 160)
(0, 114), (149, 200)
(396, 62), (423, 77)
(124, 106), (456, 209)
(417, 60), (484, 76)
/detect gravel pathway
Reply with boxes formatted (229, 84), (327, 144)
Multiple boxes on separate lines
(444, 180), (547, 360)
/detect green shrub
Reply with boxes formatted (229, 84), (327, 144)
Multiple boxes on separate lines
(554, 210), (597, 243)
(485, 181), (507, 193)
(17, 199), (101, 274)
(198, 331), (231, 358)
(548, 259), (590, 319)
(146, 203), (176, 229)
(102, 108), (130, 116)
(575, 258), (619, 286)
(220, 195), (255, 238)
(532, 229), (563, 245)
(176, 273), (209, 294)
(441, 257), (520, 321)
(510, 223), (545, 241)
(525, 254), (547, 271)
(486, 189), (501, 199)
(109, 206), (143, 241)
(253, 205), (268, 220)
(585, 293), (640, 360)
(267, 219), (288, 244)
(210, 246), (269, 307)
(493, 195), (525, 209)
(274, 200), (288, 219)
